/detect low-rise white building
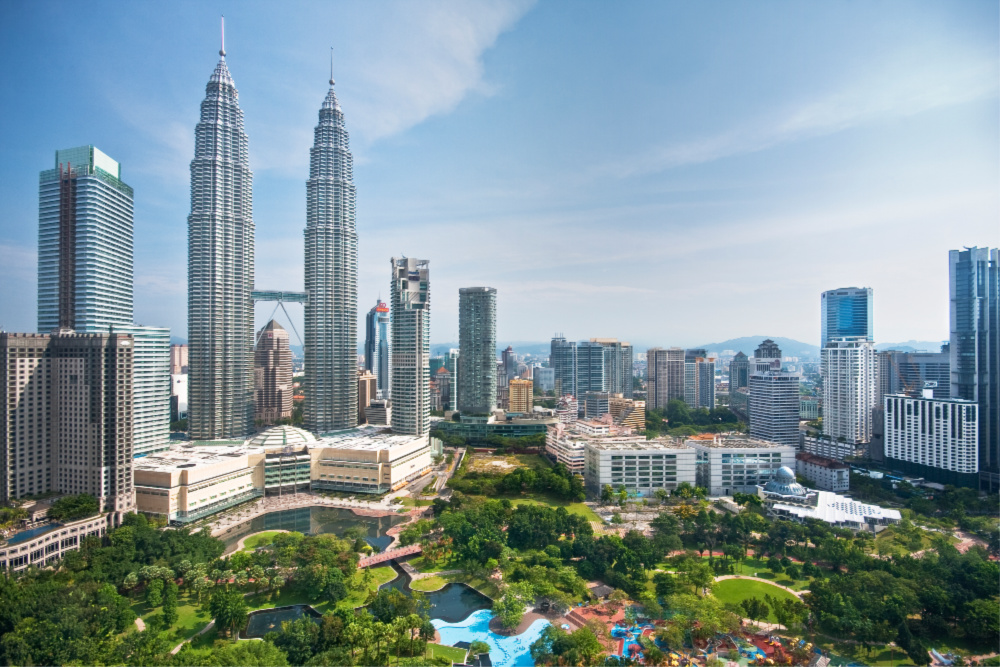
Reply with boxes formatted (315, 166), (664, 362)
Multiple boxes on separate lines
(546, 420), (645, 475)
(583, 437), (696, 496)
(796, 452), (849, 492)
(687, 433), (796, 497)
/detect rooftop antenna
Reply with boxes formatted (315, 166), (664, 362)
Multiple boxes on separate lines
(220, 15), (226, 57)
(329, 46), (335, 86)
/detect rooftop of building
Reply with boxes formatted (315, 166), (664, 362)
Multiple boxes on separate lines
(795, 452), (849, 470)
(585, 436), (688, 451)
(248, 425), (318, 448)
(886, 392), (977, 405)
(685, 433), (788, 449)
(133, 444), (257, 473)
(315, 425), (427, 450)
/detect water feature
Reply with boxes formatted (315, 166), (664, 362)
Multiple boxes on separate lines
(380, 561), (492, 623)
(433, 609), (550, 667)
(242, 604), (321, 639)
(220, 505), (406, 553)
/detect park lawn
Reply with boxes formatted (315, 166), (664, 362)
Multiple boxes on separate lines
(509, 496), (601, 522)
(689, 556), (814, 591)
(242, 565), (397, 614)
(409, 575), (446, 592)
(440, 571), (499, 599)
(467, 453), (551, 474)
(710, 579), (799, 623)
(242, 530), (285, 550)
(131, 592), (212, 644)
(406, 555), (461, 573)
(399, 497), (433, 507)
(398, 643), (469, 665)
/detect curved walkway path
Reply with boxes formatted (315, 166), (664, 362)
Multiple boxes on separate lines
(714, 574), (808, 598)
(169, 619), (215, 655)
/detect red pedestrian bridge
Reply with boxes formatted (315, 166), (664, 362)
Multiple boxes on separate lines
(358, 543), (422, 568)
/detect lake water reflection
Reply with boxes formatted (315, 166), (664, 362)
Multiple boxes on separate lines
(220, 505), (406, 553)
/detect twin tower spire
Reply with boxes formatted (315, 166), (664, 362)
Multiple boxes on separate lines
(187, 26), (357, 440)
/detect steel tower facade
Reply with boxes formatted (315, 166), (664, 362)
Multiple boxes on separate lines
(304, 70), (358, 433)
(187, 47), (255, 440)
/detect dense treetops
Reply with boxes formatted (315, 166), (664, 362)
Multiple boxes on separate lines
(46, 493), (100, 522)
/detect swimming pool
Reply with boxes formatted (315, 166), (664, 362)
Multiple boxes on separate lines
(433, 609), (550, 667)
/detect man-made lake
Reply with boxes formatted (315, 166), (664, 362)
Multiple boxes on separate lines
(220, 505), (406, 552)
(242, 605), (321, 639)
(380, 561), (492, 623)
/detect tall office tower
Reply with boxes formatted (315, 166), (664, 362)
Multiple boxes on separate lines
(949, 247), (999, 490)
(390, 258), (430, 435)
(1, 332), (135, 516)
(501, 346), (517, 387)
(749, 368), (801, 448)
(821, 287), (873, 346)
(457, 287), (497, 415)
(38, 145), (133, 333)
(357, 370), (378, 423)
(592, 338), (633, 398)
(551, 336), (577, 397)
(576, 341), (605, 396)
(822, 338), (877, 446)
(305, 63), (358, 433)
(683, 348), (708, 408)
(363, 300), (390, 398)
(188, 43), (255, 440)
(877, 348), (950, 406)
(443, 349), (459, 410)
(729, 352), (749, 394)
(170, 344), (189, 374)
(509, 378), (533, 414)
(38, 146), (169, 457)
(253, 320), (293, 425)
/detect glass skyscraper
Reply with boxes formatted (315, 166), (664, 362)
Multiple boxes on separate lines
(304, 66), (359, 433)
(550, 336), (576, 398)
(458, 287), (497, 415)
(38, 146), (170, 457)
(390, 258), (430, 436)
(364, 300), (390, 399)
(949, 247), (999, 490)
(187, 46), (255, 440)
(821, 287), (873, 346)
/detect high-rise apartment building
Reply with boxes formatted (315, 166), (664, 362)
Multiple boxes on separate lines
(748, 339), (800, 447)
(551, 336), (576, 398)
(1, 332), (135, 517)
(254, 320), (293, 425)
(390, 258), (430, 436)
(647, 347), (685, 410)
(884, 390), (979, 487)
(749, 372), (801, 448)
(170, 344), (189, 374)
(38, 146), (169, 457)
(458, 287), (497, 415)
(821, 287), (873, 346)
(592, 338), (633, 398)
(501, 346), (518, 388)
(949, 247), (999, 490)
(305, 65), (358, 433)
(509, 378), (533, 414)
(443, 349), (459, 411)
(822, 338), (877, 447)
(188, 45), (255, 440)
(683, 349), (715, 409)
(576, 341), (605, 396)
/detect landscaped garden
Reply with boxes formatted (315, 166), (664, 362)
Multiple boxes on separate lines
(711, 578), (800, 623)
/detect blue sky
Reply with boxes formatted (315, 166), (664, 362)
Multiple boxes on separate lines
(1, 0), (996, 350)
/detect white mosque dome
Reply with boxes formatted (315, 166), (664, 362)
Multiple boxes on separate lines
(763, 465), (808, 497)
(248, 425), (318, 448)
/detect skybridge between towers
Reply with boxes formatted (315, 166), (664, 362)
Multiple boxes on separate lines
(252, 289), (308, 349)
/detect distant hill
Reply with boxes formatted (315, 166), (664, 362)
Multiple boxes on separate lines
(876, 340), (948, 353)
(697, 336), (820, 359)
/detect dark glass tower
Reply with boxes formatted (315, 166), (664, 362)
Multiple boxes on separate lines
(821, 287), (873, 346)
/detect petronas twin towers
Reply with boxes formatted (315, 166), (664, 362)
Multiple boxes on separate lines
(188, 40), (357, 440)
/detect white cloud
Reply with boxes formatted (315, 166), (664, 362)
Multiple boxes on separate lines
(607, 52), (998, 178)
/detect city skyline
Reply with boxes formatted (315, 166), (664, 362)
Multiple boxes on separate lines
(1, 2), (996, 347)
